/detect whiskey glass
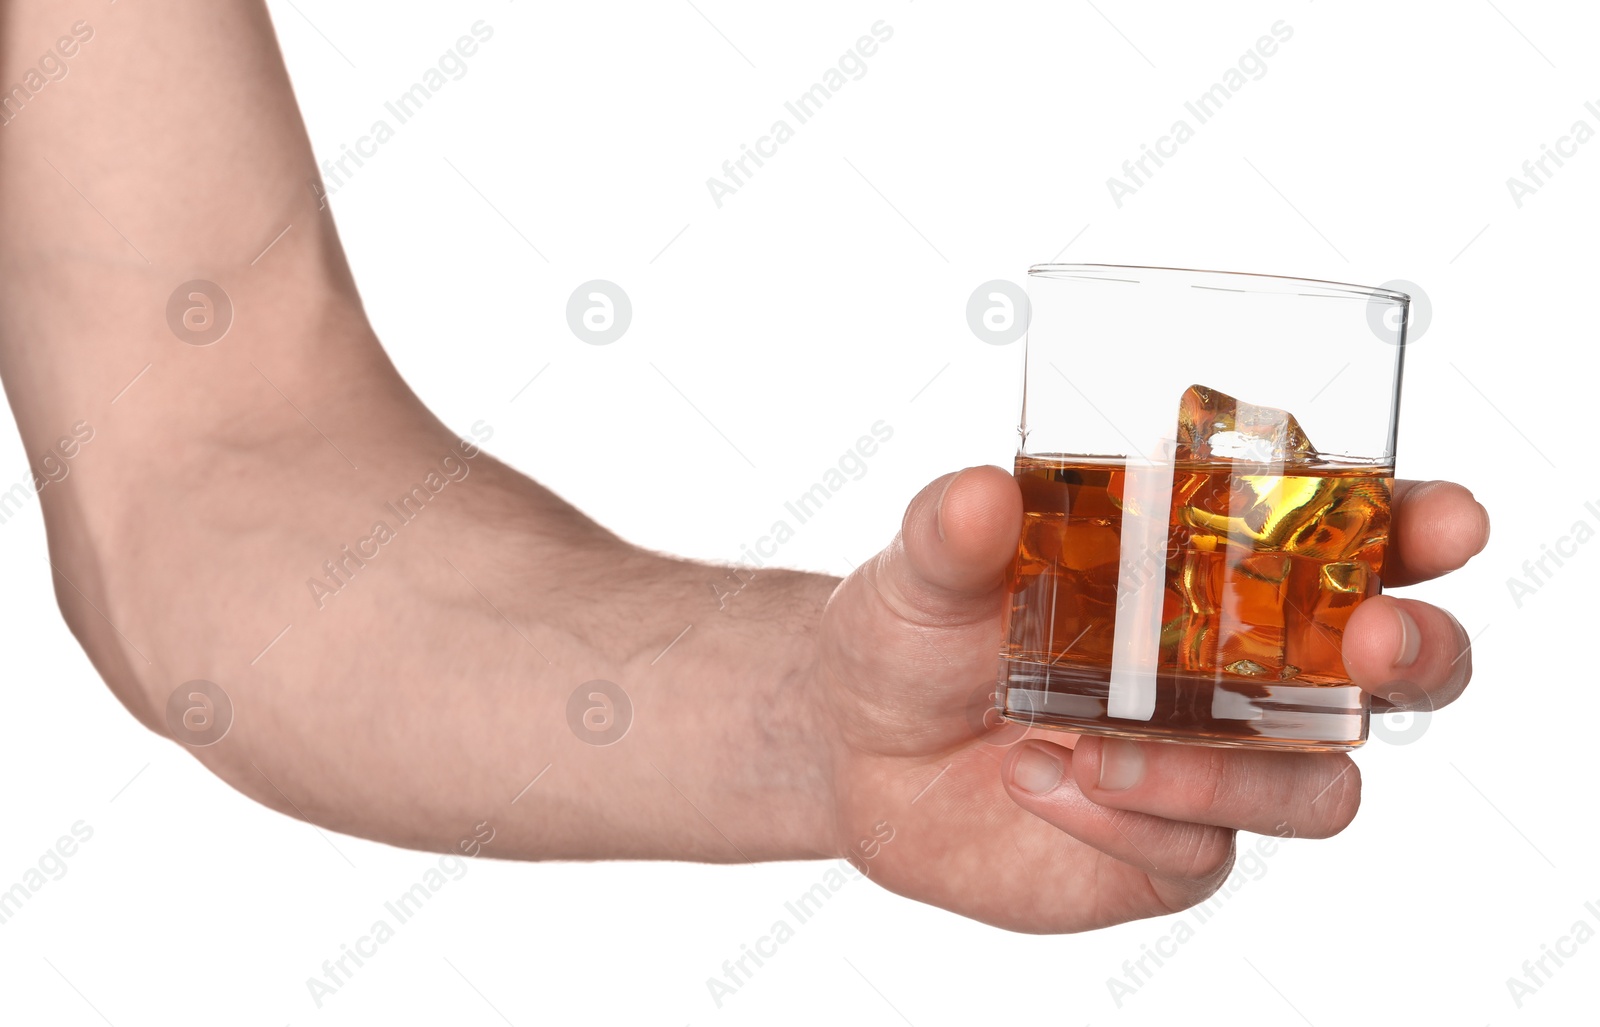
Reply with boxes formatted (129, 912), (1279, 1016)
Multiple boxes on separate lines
(997, 264), (1409, 751)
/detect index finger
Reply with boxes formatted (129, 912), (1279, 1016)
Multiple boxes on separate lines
(1381, 480), (1490, 587)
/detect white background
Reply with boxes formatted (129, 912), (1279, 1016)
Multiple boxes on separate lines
(1, 1), (1594, 1024)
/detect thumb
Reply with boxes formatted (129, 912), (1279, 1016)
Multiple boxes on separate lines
(822, 465), (1021, 741)
(879, 464), (1023, 621)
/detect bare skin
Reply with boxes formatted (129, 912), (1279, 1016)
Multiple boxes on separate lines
(0, 1), (1488, 933)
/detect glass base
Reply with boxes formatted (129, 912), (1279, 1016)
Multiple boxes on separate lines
(1000, 657), (1368, 752)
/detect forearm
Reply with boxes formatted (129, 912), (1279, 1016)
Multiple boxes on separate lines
(504, 551), (843, 863)
(0, 0), (845, 865)
(209, 516), (845, 865)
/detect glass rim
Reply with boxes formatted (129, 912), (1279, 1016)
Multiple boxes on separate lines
(1027, 263), (1409, 304)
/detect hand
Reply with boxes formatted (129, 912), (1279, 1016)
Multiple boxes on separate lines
(811, 467), (1488, 933)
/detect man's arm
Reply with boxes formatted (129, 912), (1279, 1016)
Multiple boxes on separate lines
(1, 0), (1488, 934)
(0, 0), (840, 863)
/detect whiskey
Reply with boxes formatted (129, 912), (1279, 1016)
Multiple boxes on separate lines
(999, 452), (1393, 750)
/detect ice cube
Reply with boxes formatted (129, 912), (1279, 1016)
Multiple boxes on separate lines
(1172, 548), (1290, 675)
(1176, 385), (1316, 463)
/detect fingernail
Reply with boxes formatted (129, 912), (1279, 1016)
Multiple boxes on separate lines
(1394, 606), (1422, 667)
(1012, 745), (1063, 795)
(934, 468), (968, 543)
(1097, 739), (1145, 792)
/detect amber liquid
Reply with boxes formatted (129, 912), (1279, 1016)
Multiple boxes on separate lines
(1000, 454), (1392, 750)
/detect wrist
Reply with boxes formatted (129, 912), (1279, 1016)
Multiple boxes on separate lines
(655, 562), (843, 862)
(775, 571), (849, 860)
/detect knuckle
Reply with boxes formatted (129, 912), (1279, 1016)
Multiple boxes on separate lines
(1304, 758), (1362, 837)
(1196, 747), (1238, 815)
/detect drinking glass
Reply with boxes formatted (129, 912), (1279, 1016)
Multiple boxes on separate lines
(997, 264), (1409, 751)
